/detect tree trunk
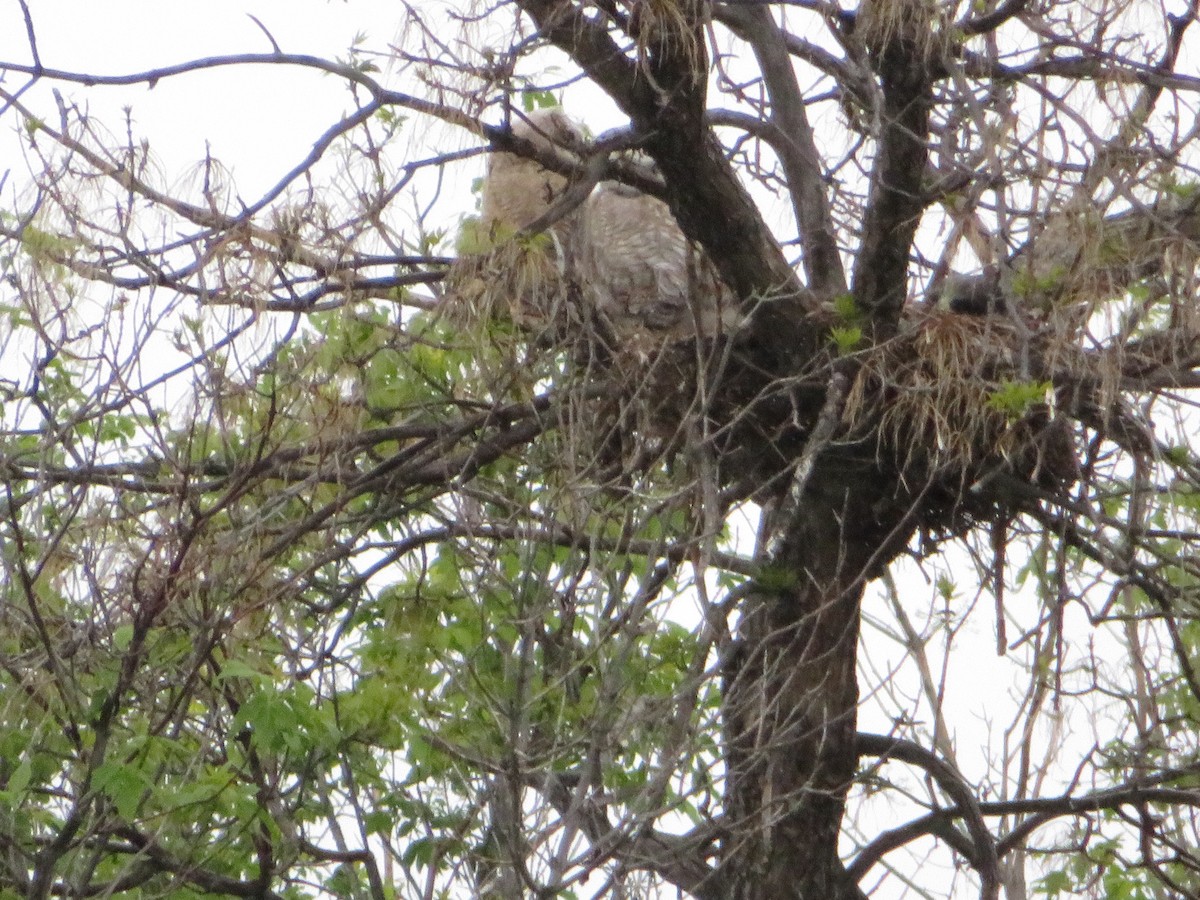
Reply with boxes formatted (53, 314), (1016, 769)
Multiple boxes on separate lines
(720, 454), (916, 899)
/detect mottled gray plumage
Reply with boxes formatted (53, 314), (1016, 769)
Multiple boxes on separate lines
(580, 179), (732, 342)
(479, 109), (734, 346)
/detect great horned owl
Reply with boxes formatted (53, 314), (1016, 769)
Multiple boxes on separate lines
(472, 109), (743, 472)
(480, 107), (584, 243)
(581, 175), (733, 346)
(453, 108), (585, 331)
(477, 108), (735, 349)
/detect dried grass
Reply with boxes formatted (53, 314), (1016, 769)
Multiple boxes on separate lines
(629, 0), (704, 66)
(443, 233), (580, 338)
(844, 308), (1083, 509)
(857, 0), (952, 62)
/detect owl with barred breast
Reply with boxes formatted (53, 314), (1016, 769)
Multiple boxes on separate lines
(477, 107), (735, 352)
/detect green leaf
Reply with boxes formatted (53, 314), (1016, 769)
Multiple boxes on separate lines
(1035, 869), (1071, 896)
(234, 690), (302, 754)
(986, 379), (1052, 419)
(830, 325), (863, 354)
(831, 293), (859, 322)
(6, 756), (32, 797)
(218, 658), (271, 683)
(521, 90), (558, 111)
(364, 809), (392, 835)
(93, 762), (151, 821)
(112, 624), (134, 652)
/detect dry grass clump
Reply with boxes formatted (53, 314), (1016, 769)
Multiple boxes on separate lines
(844, 309), (1080, 512)
(442, 231), (580, 338)
(856, 0), (954, 63)
(625, 0), (707, 78)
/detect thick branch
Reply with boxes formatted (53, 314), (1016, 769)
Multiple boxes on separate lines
(537, 770), (720, 899)
(114, 827), (286, 899)
(854, 733), (1000, 893)
(716, 4), (846, 297)
(851, 25), (934, 322)
(848, 779), (1200, 883)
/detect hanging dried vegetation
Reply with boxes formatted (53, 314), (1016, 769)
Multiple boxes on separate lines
(843, 306), (1083, 533)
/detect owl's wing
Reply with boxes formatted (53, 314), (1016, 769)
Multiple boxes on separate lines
(582, 183), (729, 339)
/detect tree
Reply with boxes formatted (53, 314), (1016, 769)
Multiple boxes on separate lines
(1, 0), (1200, 897)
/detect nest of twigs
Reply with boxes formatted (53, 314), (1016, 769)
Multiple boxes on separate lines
(844, 307), (1081, 529)
(442, 234), (584, 339)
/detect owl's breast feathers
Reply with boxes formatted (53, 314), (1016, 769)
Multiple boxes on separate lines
(480, 108), (583, 237)
(475, 109), (735, 345)
(581, 182), (733, 340)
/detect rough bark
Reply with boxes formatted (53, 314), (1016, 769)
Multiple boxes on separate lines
(850, 10), (935, 324)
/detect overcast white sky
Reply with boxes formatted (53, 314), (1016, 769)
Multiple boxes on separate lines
(1, 2), (408, 193)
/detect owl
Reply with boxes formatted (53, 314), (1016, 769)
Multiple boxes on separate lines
(451, 108), (585, 331)
(477, 108), (735, 349)
(580, 175), (734, 348)
(480, 107), (584, 245)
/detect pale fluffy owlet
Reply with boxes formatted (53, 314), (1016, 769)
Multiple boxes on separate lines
(480, 107), (584, 241)
(478, 109), (735, 346)
(461, 108), (585, 330)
